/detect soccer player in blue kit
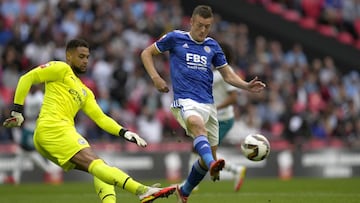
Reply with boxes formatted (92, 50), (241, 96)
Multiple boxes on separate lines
(187, 42), (247, 192)
(141, 5), (266, 203)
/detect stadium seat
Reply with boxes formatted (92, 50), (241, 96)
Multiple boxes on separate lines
(269, 139), (291, 151)
(301, 0), (323, 19)
(181, 16), (191, 29)
(265, 2), (284, 15)
(308, 92), (326, 113)
(298, 17), (317, 30)
(355, 39), (360, 50)
(282, 9), (301, 22)
(307, 138), (327, 150)
(271, 122), (285, 138)
(329, 138), (344, 148)
(337, 31), (354, 45)
(0, 86), (14, 105)
(144, 1), (157, 17)
(317, 24), (337, 38)
(353, 18), (360, 38)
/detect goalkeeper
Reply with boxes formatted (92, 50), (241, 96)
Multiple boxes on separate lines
(3, 38), (175, 203)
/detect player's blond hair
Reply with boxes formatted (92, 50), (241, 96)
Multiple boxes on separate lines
(192, 5), (213, 19)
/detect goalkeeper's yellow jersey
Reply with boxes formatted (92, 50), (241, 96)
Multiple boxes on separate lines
(14, 61), (122, 135)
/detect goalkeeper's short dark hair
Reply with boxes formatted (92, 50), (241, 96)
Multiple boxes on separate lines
(66, 39), (89, 52)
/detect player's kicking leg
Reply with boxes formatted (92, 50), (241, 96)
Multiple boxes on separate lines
(175, 184), (188, 203)
(88, 159), (176, 203)
(209, 159), (225, 181)
(187, 152), (200, 191)
(139, 186), (176, 203)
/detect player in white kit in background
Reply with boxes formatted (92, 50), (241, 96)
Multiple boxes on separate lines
(9, 85), (62, 184)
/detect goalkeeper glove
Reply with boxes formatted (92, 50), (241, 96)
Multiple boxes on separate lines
(119, 128), (147, 147)
(3, 104), (24, 128)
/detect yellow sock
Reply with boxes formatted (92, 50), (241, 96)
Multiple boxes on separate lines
(94, 176), (116, 203)
(89, 159), (147, 195)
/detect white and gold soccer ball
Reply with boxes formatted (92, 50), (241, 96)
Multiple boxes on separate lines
(241, 134), (270, 161)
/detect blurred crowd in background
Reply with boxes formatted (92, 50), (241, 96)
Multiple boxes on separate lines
(0, 0), (359, 150)
(253, 0), (360, 46)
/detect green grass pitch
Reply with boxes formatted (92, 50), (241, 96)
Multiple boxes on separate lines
(0, 178), (359, 203)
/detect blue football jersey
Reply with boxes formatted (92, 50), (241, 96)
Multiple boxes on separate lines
(155, 30), (228, 104)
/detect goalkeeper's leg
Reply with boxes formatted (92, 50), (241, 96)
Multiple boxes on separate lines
(89, 159), (175, 202)
(94, 176), (116, 203)
(68, 146), (175, 202)
(89, 159), (146, 195)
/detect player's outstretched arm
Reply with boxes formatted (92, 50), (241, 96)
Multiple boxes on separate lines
(218, 65), (266, 93)
(3, 69), (41, 128)
(119, 128), (147, 147)
(4, 62), (66, 128)
(141, 44), (169, 93)
(246, 76), (266, 93)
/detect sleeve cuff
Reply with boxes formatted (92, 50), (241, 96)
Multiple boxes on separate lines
(12, 104), (24, 113)
(119, 128), (128, 137)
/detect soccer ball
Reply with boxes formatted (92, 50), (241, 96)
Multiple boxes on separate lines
(241, 134), (270, 161)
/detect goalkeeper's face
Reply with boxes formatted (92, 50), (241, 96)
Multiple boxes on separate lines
(67, 46), (90, 74)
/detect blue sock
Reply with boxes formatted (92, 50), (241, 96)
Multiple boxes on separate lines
(181, 160), (207, 196)
(193, 135), (214, 168)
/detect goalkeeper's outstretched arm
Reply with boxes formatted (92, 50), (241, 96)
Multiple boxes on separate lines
(3, 62), (64, 128)
(3, 67), (43, 127)
(82, 94), (147, 147)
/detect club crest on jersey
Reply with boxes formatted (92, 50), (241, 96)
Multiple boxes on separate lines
(78, 138), (87, 145)
(204, 46), (211, 53)
(82, 88), (87, 96)
(40, 63), (50, 68)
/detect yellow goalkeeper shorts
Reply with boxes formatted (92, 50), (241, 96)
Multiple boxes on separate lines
(33, 121), (90, 171)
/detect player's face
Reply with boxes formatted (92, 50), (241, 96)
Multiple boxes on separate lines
(190, 15), (213, 42)
(67, 47), (90, 74)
